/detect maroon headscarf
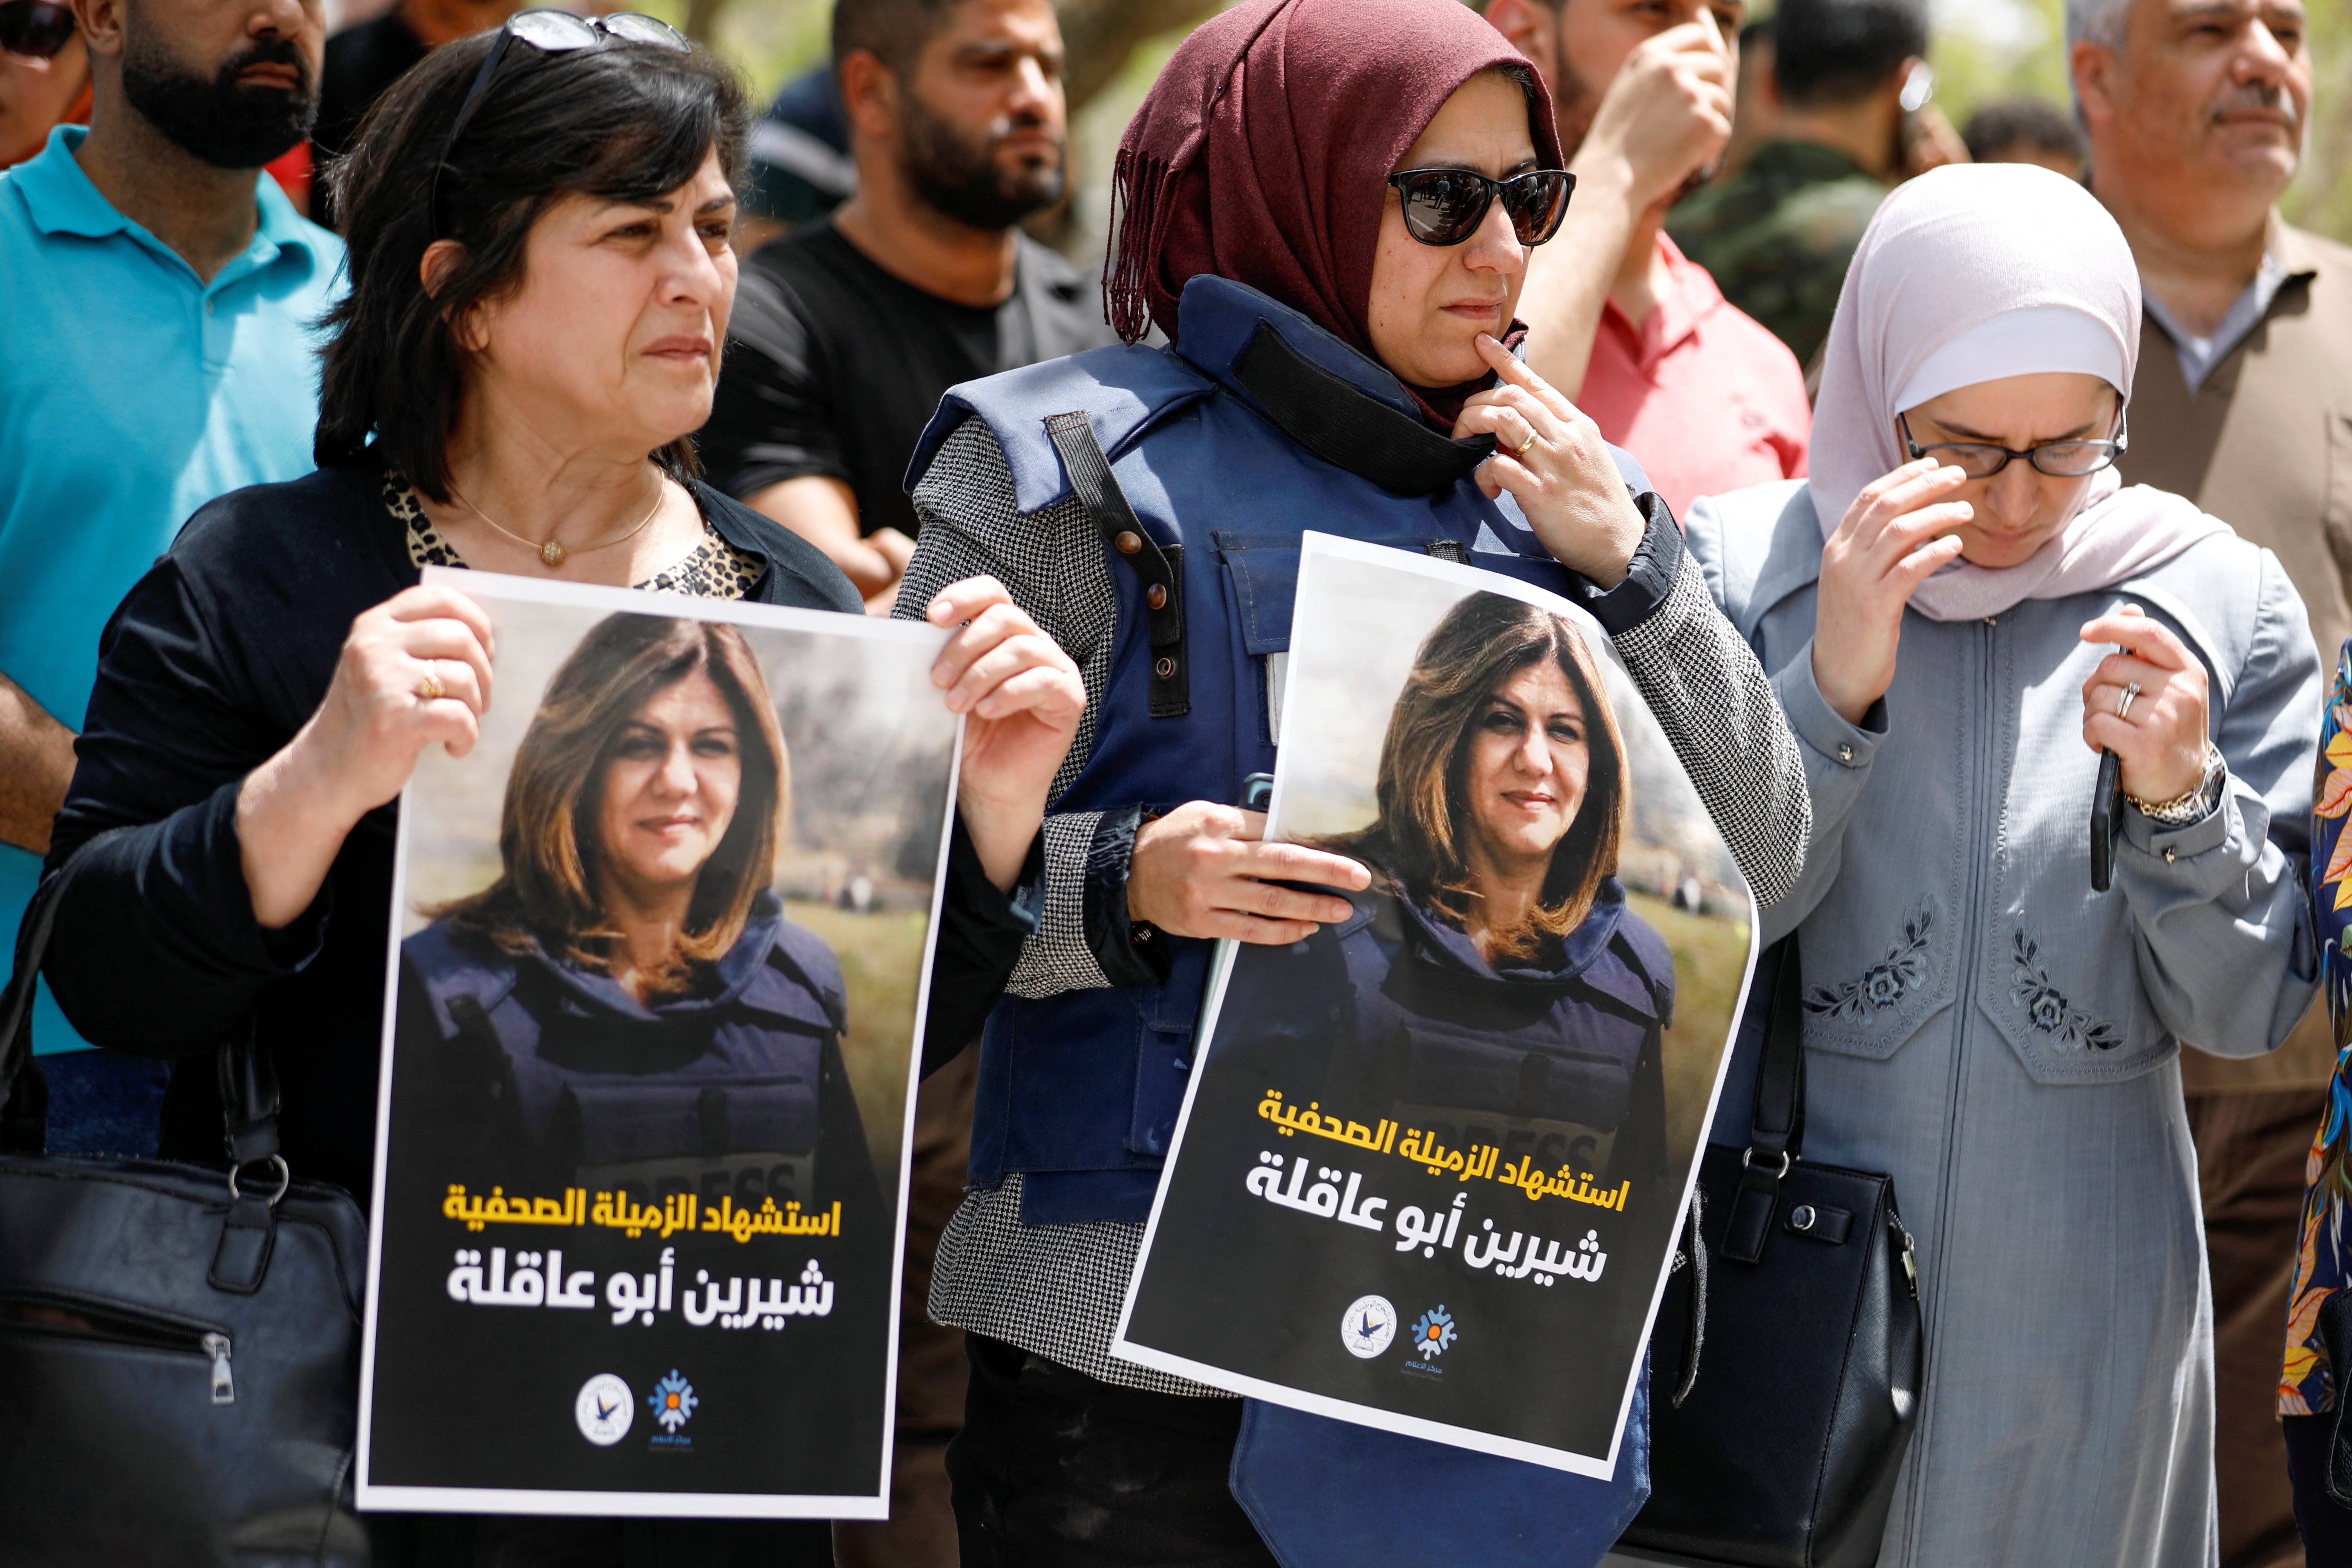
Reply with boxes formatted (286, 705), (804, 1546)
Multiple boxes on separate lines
(1106, 0), (1562, 420)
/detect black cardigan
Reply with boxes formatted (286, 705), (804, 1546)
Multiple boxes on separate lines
(42, 461), (1034, 1201)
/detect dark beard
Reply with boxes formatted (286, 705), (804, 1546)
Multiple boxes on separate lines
(1548, 40), (1603, 161)
(899, 90), (1063, 233)
(121, 27), (316, 170)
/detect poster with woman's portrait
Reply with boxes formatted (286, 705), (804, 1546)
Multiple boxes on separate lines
(1112, 534), (1756, 1476)
(357, 569), (960, 1517)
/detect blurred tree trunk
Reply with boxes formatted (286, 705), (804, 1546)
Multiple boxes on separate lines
(682, 0), (729, 47)
(1057, 0), (1222, 110)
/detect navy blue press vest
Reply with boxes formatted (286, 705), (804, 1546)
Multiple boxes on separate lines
(401, 894), (845, 1207)
(908, 275), (1656, 1228)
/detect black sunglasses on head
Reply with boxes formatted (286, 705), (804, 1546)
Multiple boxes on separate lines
(0, 0), (77, 60)
(1387, 166), (1574, 248)
(429, 9), (690, 237)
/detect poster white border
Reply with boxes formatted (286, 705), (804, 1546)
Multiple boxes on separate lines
(1109, 532), (1759, 1477)
(354, 567), (960, 1518)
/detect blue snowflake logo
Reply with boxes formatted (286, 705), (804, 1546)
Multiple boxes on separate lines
(1409, 1307), (1456, 1360)
(649, 1369), (698, 1433)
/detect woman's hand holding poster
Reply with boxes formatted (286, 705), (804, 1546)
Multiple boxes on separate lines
(358, 568), (960, 1517)
(1112, 534), (1756, 1476)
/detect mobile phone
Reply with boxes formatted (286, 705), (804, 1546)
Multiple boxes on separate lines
(2090, 750), (2124, 892)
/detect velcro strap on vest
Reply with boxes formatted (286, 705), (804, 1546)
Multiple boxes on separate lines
(1044, 411), (1188, 718)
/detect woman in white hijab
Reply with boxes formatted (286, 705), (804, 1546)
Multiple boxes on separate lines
(1684, 163), (2320, 1565)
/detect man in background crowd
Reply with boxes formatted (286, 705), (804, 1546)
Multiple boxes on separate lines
(308, 0), (523, 220)
(1962, 93), (2087, 178)
(2, 0), (89, 167)
(0, 0), (340, 1149)
(697, 0), (1110, 614)
(1481, 0), (1810, 518)
(2073, 0), (2339, 1562)
(697, 1), (1113, 1560)
(1671, 0), (1930, 371)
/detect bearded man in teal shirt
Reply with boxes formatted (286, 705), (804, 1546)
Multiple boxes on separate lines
(0, 0), (342, 1147)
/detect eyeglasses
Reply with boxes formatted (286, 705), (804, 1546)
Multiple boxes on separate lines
(0, 0), (77, 60)
(1386, 167), (1575, 248)
(1898, 410), (2128, 479)
(428, 9), (689, 237)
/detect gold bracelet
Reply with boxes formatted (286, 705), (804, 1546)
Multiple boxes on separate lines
(2126, 741), (2224, 824)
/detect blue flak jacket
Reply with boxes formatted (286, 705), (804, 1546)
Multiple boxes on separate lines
(394, 890), (879, 1219)
(906, 275), (1658, 1565)
(1280, 878), (1672, 1184)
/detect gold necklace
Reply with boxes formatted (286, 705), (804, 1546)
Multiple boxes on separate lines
(446, 473), (666, 568)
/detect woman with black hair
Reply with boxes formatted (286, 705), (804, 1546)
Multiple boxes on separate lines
(38, 17), (1083, 1564)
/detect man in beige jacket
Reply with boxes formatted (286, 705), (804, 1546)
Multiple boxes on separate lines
(2075, 0), (2345, 1561)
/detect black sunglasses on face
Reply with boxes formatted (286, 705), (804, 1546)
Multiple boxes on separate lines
(1898, 409), (2128, 480)
(429, 9), (690, 237)
(0, 0), (77, 60)
(1387, 166), (1574, 248)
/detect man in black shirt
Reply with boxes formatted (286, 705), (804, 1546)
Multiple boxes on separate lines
(697, 0), (1115, 614)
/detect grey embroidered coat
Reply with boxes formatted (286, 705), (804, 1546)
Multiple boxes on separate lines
(1684, 479), (2321, 1568)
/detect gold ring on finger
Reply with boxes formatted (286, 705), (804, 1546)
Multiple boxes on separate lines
(1513, 428), (1539, 459)
(2114, 680), (2140, 722)
(416, 662), (446, 703)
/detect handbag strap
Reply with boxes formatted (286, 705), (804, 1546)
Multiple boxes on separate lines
(0, 828), (287, 1291)
(1721, 937), (1806, 1265)
(0, 842), (77, 1154)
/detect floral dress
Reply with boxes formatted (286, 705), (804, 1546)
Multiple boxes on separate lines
(2283, 641), (2352, 1415)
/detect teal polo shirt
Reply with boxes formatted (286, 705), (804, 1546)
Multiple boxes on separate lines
(0, 125), (345, 1054)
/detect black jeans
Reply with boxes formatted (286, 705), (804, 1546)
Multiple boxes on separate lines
(946, 1333), (1279, 1568)
(39, 1048), (170, 1155)
(2284, 1413), (2352, 1564)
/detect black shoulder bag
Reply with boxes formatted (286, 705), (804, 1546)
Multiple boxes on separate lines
(0, 838), (369, 1567)
(1617, 939), (1926, 1568)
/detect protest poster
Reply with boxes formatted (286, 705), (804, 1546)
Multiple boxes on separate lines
(1111, 533), (1756, 1476)
(357, 567), (958, 1517)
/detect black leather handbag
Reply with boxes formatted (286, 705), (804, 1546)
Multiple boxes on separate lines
(0, 840), (370, 1567)
(1617, 940), (1926, 1568)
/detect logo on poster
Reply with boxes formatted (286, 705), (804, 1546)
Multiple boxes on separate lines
(1340, 1295), (1396, 1358)
(650, 1369), (698, 1435)
(574, 1374), (633, 1446)
(1409, 1307), (1456, 1360)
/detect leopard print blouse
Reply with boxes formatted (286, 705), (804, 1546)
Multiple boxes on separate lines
(387, 475), (763, 600)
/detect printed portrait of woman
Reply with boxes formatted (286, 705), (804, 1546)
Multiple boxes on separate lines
(1236, 593), (1674, 1206)
(392, 611), (882, 1225)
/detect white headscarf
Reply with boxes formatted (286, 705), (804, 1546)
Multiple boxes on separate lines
(1807, 162), (2228, 623)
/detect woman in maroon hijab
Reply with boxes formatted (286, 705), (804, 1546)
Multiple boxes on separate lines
(893, 2), (1810, 1563)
